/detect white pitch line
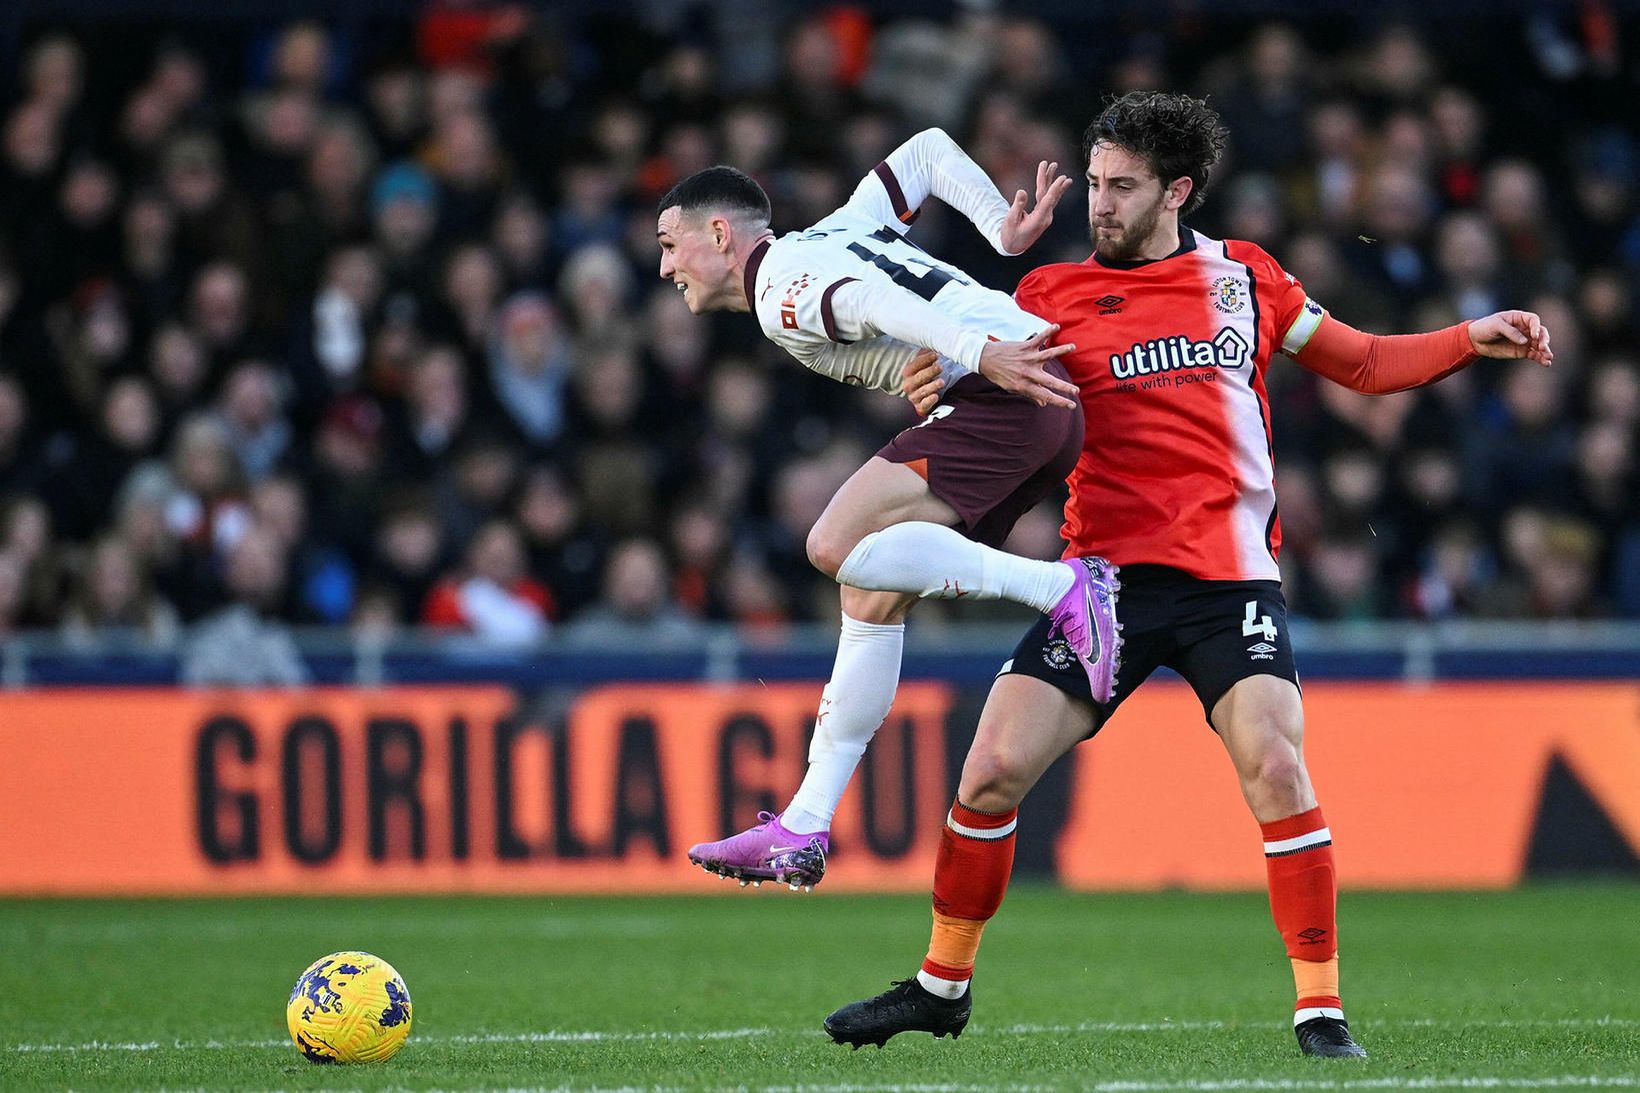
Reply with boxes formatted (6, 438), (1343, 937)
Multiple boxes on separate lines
(760, 1081), (1640, 1092)
(7, 1016), (1638, 1055)
(114, 1084), (1640, 1093)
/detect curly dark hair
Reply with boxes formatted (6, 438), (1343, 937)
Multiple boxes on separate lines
(1081, 91), (1229, 217)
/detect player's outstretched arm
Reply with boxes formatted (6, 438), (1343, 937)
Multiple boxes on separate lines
(843, 128), (1069, 256)
(1292, 310), (1551, 395)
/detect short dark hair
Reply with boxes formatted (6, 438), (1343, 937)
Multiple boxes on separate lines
(1081, 92), (1229, 217)
(656, 166), (771, 225)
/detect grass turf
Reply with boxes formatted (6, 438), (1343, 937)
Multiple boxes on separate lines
(1, 883), (1636, 1090)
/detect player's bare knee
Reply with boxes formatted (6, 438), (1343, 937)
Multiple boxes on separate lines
(1245, 741), (1308, 813)
(805, 522), (853, 579)
(959, 746), (1029, 813)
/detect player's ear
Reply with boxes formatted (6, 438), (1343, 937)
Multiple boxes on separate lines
(1165, 177), (1193, 212)
(710, 215), (731, 252)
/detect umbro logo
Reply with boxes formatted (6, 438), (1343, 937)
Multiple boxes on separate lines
(1247, 642), (1277, 654)
(1094, 294), (1125, 314)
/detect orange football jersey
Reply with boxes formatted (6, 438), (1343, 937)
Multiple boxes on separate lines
(1015, 229), (1325, 582)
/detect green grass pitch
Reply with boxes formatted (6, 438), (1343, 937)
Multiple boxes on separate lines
(2, 883), (1636, 1090)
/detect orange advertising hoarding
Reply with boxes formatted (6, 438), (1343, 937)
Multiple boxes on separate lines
(0, 683), (952, 895)
(0, 682), (1634, 895)
(1055, 681), (1640, 889)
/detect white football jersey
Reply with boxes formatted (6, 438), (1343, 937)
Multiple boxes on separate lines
(744, 129), (1051, 395)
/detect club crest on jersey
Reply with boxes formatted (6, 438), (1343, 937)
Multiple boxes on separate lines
(1210, 276), (1247, 314)
(1110, 327), (1250, 380)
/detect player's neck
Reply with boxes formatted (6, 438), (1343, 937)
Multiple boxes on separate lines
(1134, 220), (1181, 261)
(729, 230), (775, 312)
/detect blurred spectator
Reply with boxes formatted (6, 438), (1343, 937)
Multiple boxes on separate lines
(215, 360), (291, 482)
(513, 463), (604, 618)
(180, 525), (308, 685)
(292, 244), (384, 410)
(1406, 520), (1494, 620)
(558, 244), (634, 346)
(307, 395), (386, 565)
(187, 260), (257, 374)
(250, 471), (352, 623)
(161, 133), (262, 275)
(0, 550), (25, 637)
(434, 242), (504, 358)
(563, 537), (706, 646)
(49, 375), (162, 541)
(436, 430), (521, 550)
(372, 161), (441, 300)
(1465, 363), (1576, 512)
(1215, 23), (1311, 175)
(1481, 160), (1570, 292)
(1434, 212), (1505, 320)
(0, 373), (44, 497)
(59, 534), (180, 646)
(492, 190), (550, 290)
(1306, 530), (1389, 622)
(147, 322), (210, 437)
(3, 495), (68, 628)
(369, 496), (447, 624)
(1526, 518), (1605, 618)
(387, 344), (479, 480)
(487, 292), (571, 447)
(422, 518), (553, 645)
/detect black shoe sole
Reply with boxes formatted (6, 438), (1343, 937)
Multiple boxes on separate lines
(825, 1025), (964, 1048)
(1300, 1043), (1369, 1058)
(824, 1015), (968, 1048)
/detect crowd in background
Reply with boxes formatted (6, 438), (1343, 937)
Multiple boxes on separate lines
(0, 3), (1636, 672)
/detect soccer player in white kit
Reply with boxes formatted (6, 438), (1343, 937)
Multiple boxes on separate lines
(655, 129), (1121, 889)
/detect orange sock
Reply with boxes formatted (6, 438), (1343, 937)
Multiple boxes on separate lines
(919, 800), (1016, 997)
(1260, 806), (1342, 1016)
(1292, 955), (1340, 1008)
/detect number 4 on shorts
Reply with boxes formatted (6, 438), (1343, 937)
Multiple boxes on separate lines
(1242, 600), (1277, 642)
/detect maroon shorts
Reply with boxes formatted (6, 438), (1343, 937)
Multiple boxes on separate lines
(877, 362), (1083, 548)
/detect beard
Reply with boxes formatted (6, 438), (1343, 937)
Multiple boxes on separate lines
(1090, 197), (1165, 261)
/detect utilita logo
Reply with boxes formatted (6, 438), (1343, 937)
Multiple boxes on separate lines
(1110, 327), (1249, 380)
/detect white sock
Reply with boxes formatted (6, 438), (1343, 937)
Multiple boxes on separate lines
(780, 612), (905, 835)
(836, 522), (1074, 612)
(916, 969), (970, 999)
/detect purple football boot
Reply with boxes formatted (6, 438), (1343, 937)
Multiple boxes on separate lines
(1046, 556), (1123, 704)
(687, 811), (829, 891)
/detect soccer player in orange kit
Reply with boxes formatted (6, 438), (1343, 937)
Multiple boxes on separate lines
(823, 91), (1552, 1059)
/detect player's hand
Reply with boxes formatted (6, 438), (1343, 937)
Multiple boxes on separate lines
(1468, 310), (1553, 366)
(997, 160), (1073, 255)
(977, 326), (1080, 410)
(901, 349), (944, 416)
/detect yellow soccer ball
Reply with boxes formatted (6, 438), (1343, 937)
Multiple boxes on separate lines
(286, 951), (413, 1064)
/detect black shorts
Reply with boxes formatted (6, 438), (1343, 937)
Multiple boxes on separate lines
(1002, 564), (1300, 732)
(876, 362), (1082, 549)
